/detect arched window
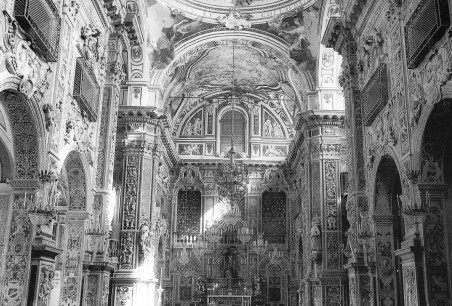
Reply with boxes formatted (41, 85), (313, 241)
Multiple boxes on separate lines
(177, 189), (202, 236)
(220, 110), (246, 154)
(262, 191), (286, 244)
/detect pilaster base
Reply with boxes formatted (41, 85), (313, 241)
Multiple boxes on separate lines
(111, 272), (159, 306)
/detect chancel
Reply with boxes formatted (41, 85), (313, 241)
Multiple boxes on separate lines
(0, 0), (451, 305)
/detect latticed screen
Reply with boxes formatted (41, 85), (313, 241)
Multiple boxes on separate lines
(177, 190), (202, 235)
(362, 63), (389, 126)
(220, 110), (246, 154)
(73, 58), (101, 121)
(262, 191), (286, 244)
(14, 0), (60, 61)
(405, 0), (450, 68)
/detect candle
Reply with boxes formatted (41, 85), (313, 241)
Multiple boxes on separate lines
(23, 192), (27, 207)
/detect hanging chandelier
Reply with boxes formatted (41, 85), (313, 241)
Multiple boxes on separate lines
(214, 41), (248, 210)
(252, 233), (268, 255)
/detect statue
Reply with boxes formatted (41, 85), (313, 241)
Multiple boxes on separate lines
(140, 217), (153, 256)
(310, 217), (321, 253)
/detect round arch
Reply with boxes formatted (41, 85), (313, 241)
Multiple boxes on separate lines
(372, 155), (405, 306)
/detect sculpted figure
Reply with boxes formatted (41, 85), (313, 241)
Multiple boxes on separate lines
(310, 217), (321, 252)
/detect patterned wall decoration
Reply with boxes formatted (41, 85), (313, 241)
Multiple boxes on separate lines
(360, 275), (371, 304)
(424, 198), (450, 304)
(311, 161), (321, 217)
(252, 144), (260, 157)
(261, 191), (286, 244)
(253, 105), (260, 136)
(324, 161), (338, 230)
(120, 231), (135, 269)
(206, 104), (214, 135)
(181, 109), (203, 137)
(115, 286), (132, 306)
(375, 225), (395, 306)
(101, 275), (109, 306)
(205, 143), (214, 156)
(179, 275), (193, 301)
(85, 275), (98, 306)
(1, 198), (32, 306)
(65, 152), (86, 211)
(177, 190), (202, 235)
(325, 286), (341, 305)
(123, 156), (139, 230)
(178, 144), (203, 155)
(326, 233), (340, 270)
(61, 222), (84, 306)
(349, 275), (356, 306)
(403, 266), (417, 305)
(95, 87), (112, 188)
(3, 93), (39, 179)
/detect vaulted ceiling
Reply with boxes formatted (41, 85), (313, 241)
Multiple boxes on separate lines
(148, 0), (323, 123)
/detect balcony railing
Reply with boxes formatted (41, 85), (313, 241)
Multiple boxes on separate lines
(14, 0), (61, 61)
(73, 57), (101, 121)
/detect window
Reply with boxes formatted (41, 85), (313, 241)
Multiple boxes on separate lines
(220, 110), (246, 154)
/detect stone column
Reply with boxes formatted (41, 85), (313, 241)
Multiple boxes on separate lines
(110, 109), (163, 306)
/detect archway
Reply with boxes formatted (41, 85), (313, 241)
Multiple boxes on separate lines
(0, 89), (41, 306)
(373, 156), (404, 306)
(419, 100), (452, 304)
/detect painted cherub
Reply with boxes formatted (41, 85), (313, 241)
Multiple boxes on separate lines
(280, 18), (309, 52)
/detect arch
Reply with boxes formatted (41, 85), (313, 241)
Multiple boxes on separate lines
(0, 90), (43, 179)
(416, 100), (452, 304)
(367, 145), (405, 214)
(373, 155), (404, 306)
(63, 151), (87, 211)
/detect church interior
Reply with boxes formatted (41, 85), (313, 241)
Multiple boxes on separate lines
(0, 0), (451, 305)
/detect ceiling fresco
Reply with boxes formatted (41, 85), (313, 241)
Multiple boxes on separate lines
(154, 0), (319, 24)
(147, 0), (323, 127)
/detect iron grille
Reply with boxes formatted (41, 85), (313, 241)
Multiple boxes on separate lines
(405, 0), (450, 69)
(73, 58), (100, 121)
(362, 64), (389, 126)
(14, 0), (61, 62)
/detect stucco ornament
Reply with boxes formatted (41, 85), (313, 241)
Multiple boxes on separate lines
(218, 10), (251, 30)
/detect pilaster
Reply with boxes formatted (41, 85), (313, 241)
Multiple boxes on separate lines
(1, 180), (40, 306)
(111, 108), (168, 306)
(298, 112), (348, 305)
